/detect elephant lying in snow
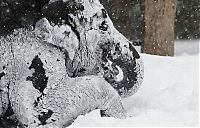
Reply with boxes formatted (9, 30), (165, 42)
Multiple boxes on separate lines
(0, 0), (144, 98)
(0, 0), (144, 127)
(0, 28), (126, 127)
(39, 0), (144, 98)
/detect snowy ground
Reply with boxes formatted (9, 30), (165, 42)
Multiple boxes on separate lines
(70, 40), (199, 127)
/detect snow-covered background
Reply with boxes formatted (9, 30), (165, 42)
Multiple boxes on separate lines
(70, 39), (199, 127)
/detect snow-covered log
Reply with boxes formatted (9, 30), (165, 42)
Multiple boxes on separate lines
(39, 0), (144, 98)
(0, 28), (126, 127)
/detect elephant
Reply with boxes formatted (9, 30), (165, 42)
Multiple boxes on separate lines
(0, 0), (144, 127)
(0, 0), (144, 98)
(39, 0), (144, 98)
(0, 28), (126, 127)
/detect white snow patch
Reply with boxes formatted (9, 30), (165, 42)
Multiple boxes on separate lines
(175, 39), (199, 56)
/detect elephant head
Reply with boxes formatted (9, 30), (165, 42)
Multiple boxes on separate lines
(34, 0), (144, 98)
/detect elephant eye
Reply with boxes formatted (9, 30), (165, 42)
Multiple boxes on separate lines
(99, 20), (108, 31)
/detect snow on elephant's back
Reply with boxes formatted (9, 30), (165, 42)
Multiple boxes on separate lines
(44, 0), (144, 98)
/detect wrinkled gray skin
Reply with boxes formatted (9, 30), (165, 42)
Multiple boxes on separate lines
(0, 29), (126, 127)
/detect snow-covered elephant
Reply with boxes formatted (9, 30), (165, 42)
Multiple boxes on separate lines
(39, 0), (144, 98)
(0, 0), (144, 98)
(0, 0), (144, 127)
(0, 28), (126, 127)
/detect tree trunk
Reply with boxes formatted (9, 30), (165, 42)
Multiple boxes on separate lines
(141, 0), (176, 56)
